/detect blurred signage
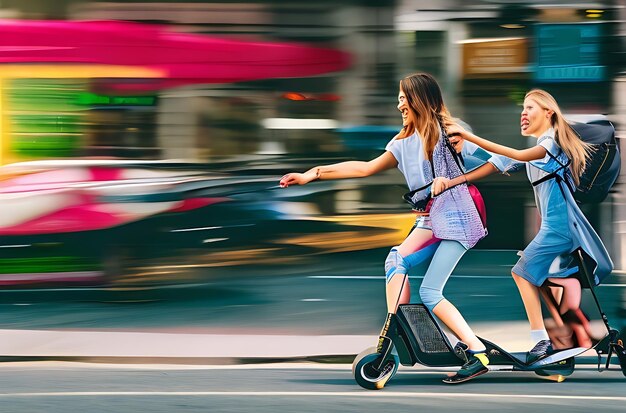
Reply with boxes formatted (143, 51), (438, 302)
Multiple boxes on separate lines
(462, 38), (528, 77)
(534, 23), (605, 82)
(77, 93), (157, 106)
(7, 79), (84, 159)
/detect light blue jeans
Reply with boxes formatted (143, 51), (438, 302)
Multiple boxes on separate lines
(386, 240), (467, 311)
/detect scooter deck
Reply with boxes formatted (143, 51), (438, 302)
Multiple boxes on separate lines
(395, 304), (590, 371)
(480, 337), (587, 370)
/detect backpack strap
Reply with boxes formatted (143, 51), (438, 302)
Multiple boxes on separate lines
(403, 123), (467, 203)
(403, 126), (459, 203)
(403, 179), (432, 202)
(442, 129), (465, 172)
(530, 145), (576, 195)
(531, 145), (567, 183)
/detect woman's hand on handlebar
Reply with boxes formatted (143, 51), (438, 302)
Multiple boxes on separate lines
(279, 171), (316, 188)
(431, 176), (450, 196)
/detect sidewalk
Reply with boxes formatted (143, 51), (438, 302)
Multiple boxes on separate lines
(0, 322), (537, 363)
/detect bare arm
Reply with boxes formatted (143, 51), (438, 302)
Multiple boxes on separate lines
(279, 151), (398, 187)
(432, 122), (548, 195)
(447, 125), (546, 163)
(459, 162), (498, 186)
(432, 162), (499, 195)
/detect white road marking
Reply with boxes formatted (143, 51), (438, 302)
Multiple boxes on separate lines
(0, 362), (358, 371)
(170, 226), (222, 232)
(308, 276), (382, 280)
(306, 276), (626, 287)
(308, 275), (512, 280)
(0, 391), (622, 401)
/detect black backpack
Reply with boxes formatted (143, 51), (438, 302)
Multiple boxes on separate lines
(571, 119), (620, 203)
(532, 119), (620, 204)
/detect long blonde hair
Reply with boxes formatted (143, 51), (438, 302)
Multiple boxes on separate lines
(525, 89), (591, 185)
(399, 73), (453, 161)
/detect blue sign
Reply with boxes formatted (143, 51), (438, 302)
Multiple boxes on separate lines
(534, 24), (605, 82)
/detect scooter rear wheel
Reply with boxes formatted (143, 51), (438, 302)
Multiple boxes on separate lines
(534, 357), (575, 379)
(352, 347), (399, 390)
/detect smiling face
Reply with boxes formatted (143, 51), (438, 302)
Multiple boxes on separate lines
(520, 97), (553, 137)
(397, 89), (410, 127)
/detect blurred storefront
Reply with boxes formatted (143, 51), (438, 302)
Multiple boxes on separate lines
(0, 66), (162, 166)
(395, 0), (625, 266)
(66, 1), (394, 157)
(396, 1), (622, 139)
(0, 0), (624, 274)
(82, 93), (160, 159)
(0, 2), (622, 154)
(0, 14), (351, 164)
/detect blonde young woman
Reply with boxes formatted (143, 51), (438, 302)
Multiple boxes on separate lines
(280, 73), (509, 383)
(439, 89), (613, 362)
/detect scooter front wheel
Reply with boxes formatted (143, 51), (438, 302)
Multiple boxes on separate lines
(352, 347), (399, 390)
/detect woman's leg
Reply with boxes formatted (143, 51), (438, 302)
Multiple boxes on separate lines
(546, 277), (592, 348)
(418, 240), (490, 383)
(540, 286), (564, 327)
(373, 226), (439, 370)
(512, 272), (553, 358)
(512, 272), (546, 331)
(511, 233), (574, 350)
(547, 277), (582, 313)
(384, 227), (439, 313)
(419, 240), (483, 350)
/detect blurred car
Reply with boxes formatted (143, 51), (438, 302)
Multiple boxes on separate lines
(0, 160), (273, 286)
(0, 158), (415, 288)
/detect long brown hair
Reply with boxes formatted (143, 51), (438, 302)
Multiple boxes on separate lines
(525, 89), (591, 185)
(398, 73), (453, 160)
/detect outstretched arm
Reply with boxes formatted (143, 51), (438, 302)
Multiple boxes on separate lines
(447, 124), (546, 163)
(279, 151), (398, 187)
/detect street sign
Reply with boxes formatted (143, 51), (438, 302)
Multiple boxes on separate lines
(534, 23), (605, 82)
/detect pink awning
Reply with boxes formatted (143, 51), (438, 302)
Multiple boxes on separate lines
(0, 20), (351, 89)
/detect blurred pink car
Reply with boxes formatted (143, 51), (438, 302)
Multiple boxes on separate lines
(0, 160), (276, 287)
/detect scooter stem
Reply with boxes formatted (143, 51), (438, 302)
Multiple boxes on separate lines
(373, 313), (395, 371)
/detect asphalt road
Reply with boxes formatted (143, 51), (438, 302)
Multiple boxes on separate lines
(0, 362), (623, 413)
(0, 249), (623, 338)
(0, 250), (624, 412)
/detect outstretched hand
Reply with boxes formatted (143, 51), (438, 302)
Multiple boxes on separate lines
(279, 172), (315, 188)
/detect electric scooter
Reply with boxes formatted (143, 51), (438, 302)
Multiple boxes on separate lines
(352, 249), (626, 389)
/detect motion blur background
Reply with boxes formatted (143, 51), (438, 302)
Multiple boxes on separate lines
(0, 0), (624, 343)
